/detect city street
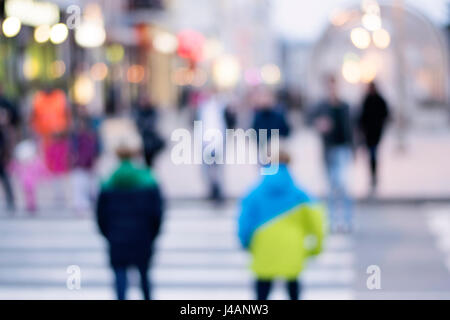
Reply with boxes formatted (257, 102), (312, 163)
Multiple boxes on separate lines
(0, 201), (449, 300)
(0, 0), (448, 303)
(0, 113), (449, 300)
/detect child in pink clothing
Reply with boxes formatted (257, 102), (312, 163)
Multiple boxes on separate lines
(10, 140), (48, 213)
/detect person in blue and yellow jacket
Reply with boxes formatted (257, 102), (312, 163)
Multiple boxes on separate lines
(238, 152), (327, 300)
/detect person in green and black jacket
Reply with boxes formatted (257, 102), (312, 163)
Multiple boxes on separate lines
(97, 138), (164, 300)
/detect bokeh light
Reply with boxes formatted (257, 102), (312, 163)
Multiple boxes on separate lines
(362, 13), (382, 31)
(90, 62), (109, 81)
(342, 60), (361, 84)
(171, 67), (208, 87)
(260, 64), (282, 85)
(23, 56), (40, 80)
(153, 31), (178, 54)
(244, 68), (262, 86)
(34, 25), (51, 43)
(212, 55), (241, 89)
(75, 21), (106, 48)
(2, 17), (21, 38)
(177, 29), (205, 62)
(351, 27), (371, 49)
(106, 44), (125, 63)
(75, 3), (106, 48)
(359, 58), (377, 83)
(49, 60), (66, 79)
(171, 67), (193, 86)
(127, 65), (146, 84)
(329, 9), (351, 27)
(361, 0), (380, 15)
(74, 74), (95, 105)
(50, 23), (69, 45)
(373, 28), (391, 49)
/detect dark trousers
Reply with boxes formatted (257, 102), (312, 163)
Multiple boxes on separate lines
(256, 280), (302, 300)
(113, 264), (150, 300)
(144, 150), (157, 168)
(0, 164), (14, 210)
(368, 145), (379, 187)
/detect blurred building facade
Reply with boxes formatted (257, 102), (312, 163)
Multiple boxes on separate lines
(0, 0), (281, 115)
(1, 0), (447, 124)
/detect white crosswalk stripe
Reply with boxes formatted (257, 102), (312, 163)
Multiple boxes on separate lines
(0, 202), (355, 300)
(427, 209), (450, 274)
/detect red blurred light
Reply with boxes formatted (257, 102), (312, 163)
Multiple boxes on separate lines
(176, 29), (205, 63)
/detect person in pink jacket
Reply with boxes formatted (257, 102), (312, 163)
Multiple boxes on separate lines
(10, 140), (48, 213)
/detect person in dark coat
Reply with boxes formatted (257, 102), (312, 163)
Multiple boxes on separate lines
(134, 94), (165, 168)
(0, 87), (19, 211)
(96, 141), (164, 300)
(309, 75), (354, 233)
(252, 89), (290, 143)
(358, 82), (390, 189)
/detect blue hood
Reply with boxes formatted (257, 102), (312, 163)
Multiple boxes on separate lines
(259, 165), (296, 195)
(238, 165), (314, 248)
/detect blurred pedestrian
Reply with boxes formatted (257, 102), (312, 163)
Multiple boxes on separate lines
(31, 88), (71, 205)
(238, 152), (327, 300)
(96, 131), (164, 300)
(11, 140), (48, 213)
(0, 125), (14, 211)
(197, 89), (226, 203)
(31, 88), (71, 142)
(70, 114), (99, 215)
(224, 102), (238, 130)
(252, 88), (290, 143)
(0, 87), (19, 211)
(358, 82), (390, 191)
(310, 75), (354, 233)
(134, 94), (165, 167)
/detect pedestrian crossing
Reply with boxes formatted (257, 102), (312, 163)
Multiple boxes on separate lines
(0, 202), (355, 300)
(427, 208), (450, 274)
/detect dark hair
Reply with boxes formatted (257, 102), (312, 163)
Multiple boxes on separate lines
(278, 151), (291, 165)
(116, 147), (140, 160)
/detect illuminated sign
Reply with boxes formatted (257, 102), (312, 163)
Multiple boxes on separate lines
(5, 0), (60, 27)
